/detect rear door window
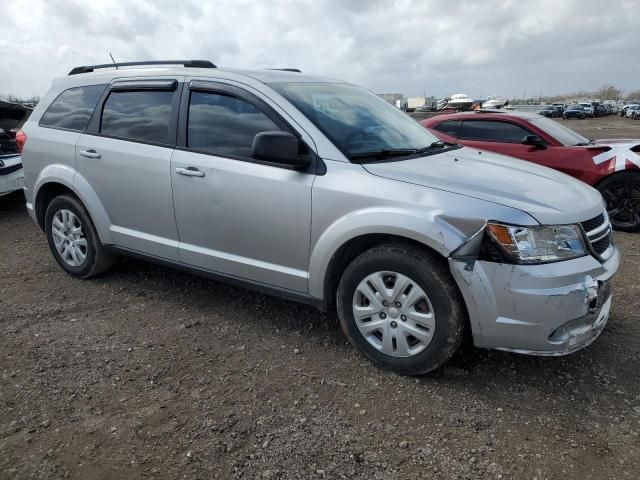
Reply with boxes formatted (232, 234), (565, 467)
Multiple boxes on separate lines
(100, 90), (174, 144)
(39, 85), (105, 131)
(460, 120), (533, 143)
(187, 91), (282, 158)
(433, 120), (461, 138)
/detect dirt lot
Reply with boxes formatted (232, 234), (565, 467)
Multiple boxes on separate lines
(1, 117), (639, 480)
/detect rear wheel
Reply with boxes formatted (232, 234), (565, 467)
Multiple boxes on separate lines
(45, 194), (114, 278)
(598, 172), (640, 232)
(336, 244), (466, 375)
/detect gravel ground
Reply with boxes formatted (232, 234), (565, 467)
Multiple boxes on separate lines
(1, 117), (639, 479)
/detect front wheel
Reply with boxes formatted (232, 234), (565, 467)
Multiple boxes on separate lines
(336, 244), (466, 375)
(45, 194), (114, 278)
(598, 172), (640, 232)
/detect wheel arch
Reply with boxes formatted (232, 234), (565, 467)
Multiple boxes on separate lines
(594, 168), (640, 190)
(33, 167), (113, 243)
(317, 232), (451, 313)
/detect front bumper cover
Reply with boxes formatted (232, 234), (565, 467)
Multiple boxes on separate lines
(0, 164), (24, 196)
(449, 247), (620, 355)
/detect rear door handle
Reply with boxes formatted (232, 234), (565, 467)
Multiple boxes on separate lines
(175, 167), (205, 177)
(79, 149), (101, 159)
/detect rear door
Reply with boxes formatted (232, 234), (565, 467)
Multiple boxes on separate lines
(76, 77), (183, 260)
(170, 81), (315, 292)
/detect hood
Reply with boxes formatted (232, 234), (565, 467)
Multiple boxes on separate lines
(362, 147), (603, 225)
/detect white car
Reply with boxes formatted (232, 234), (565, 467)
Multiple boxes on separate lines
(578, 103), (595, 117)
(625, 105), (640, 119)
(0, 153), (24, 196)
(0, 100), (32, 196)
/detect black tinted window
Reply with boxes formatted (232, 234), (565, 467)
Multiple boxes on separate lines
(40, 85), (105, 131)
(434, 120), (461, 138)
(101, 91), (173, 144)
(188, 91), (282, 157)
(460, 120), (532, 143)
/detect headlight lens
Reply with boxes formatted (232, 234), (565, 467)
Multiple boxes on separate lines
(486, 223), (587, 264)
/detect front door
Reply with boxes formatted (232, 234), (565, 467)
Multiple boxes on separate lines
(171, 83), (314, 292)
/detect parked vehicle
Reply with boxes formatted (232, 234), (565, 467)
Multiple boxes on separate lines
(620, 103), (639, 117)
(0, 100), (32, 197)
(563, 105), (587, 119)
(414, 105), (431, 113)
(552, 102), (566, 113)
(538, 105), (560, 118)
(422, 110), (640, 231)
(625, 105), (640, 119)
(20, 60), (619, 374)
(578, 103), (595, 117)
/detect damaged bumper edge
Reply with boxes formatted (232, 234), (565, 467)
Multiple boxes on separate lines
(0, 166), (24, 196)
(448, 247), (620, 355)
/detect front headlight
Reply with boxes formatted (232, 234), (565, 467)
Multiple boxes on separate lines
(485, 223), (587, 264)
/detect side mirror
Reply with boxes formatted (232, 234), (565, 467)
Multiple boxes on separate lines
(252, 131), (310, 169)
(522, 134), (546, 149)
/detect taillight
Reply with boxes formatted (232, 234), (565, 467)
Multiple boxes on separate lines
(15, 129), (27, 153)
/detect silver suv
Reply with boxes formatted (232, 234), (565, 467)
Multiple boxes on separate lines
(20, 60), (619, 374)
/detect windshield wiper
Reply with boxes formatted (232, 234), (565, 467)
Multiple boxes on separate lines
(415, 141), (448, 153)
(349, 148), (418, 161)
(349, 141), (453, 162)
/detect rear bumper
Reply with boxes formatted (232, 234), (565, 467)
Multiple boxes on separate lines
(449, 247), (620, 355)
(0, 165), (24, 196)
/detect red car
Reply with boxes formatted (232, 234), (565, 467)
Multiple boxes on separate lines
(421, 111), (640, 231)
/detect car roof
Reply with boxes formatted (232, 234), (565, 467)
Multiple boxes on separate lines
(54, 65), (340, 87)
(423, 110), (541, 123)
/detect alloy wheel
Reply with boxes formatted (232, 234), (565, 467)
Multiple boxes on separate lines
(601, 179), (640, 229)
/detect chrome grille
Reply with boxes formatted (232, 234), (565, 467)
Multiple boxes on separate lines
(581, 212), (614, 261)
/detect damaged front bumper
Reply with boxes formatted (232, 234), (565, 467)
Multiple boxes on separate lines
(449, 247), (620, 355)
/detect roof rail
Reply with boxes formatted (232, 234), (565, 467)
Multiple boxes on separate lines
(267, 68), (302, 73)
(68, 60), (216, 76)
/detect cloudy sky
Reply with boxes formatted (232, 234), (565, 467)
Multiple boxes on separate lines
(1, 0), (639, 99)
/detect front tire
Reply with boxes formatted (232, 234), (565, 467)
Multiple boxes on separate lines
(336, 244), (466, 375)
(598, 172), (640, 232)
(45, 194), (114, 278)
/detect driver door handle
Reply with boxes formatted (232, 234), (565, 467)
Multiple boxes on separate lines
(79, 149), (101, 159)
(176, 167), (205, 177)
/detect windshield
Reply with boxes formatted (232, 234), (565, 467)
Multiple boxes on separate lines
(271, 82), (441, 160)
(529, 117), (590, 146)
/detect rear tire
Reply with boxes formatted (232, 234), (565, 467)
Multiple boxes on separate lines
(45, 194), (114, 278)
(598, 172), (640, 232)
(336, 244), (466, 375)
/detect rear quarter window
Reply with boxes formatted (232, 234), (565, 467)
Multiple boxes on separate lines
(39, 85), (105, 131)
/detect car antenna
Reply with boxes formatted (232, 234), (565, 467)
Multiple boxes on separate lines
(109, 52), (118, 70)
